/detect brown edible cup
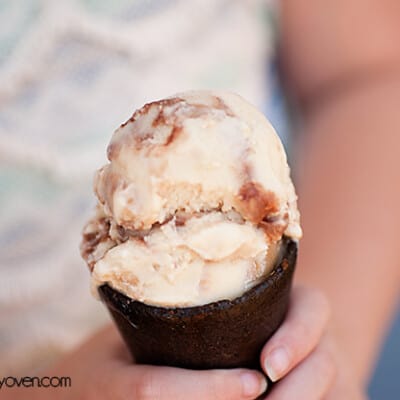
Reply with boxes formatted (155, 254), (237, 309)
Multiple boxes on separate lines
(98, 238), (297, 372)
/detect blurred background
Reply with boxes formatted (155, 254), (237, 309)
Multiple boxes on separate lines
(0, 1), (398, 398)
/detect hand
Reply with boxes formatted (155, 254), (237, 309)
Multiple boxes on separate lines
(7, 324), (267, 400)
(260, 286), (367, 399)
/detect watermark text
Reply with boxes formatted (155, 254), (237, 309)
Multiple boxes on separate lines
(0, 376), (71, 389)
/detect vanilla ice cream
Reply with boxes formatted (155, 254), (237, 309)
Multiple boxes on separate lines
(81, 90), (301, 306)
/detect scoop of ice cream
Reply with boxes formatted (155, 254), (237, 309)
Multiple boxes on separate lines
(90, 211), (283, 306)
(81, 90), (301, 306)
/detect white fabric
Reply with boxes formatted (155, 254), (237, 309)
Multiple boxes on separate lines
(0, 0), (276, 374)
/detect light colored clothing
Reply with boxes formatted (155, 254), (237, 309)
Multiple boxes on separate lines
(0, 0), (285, 374)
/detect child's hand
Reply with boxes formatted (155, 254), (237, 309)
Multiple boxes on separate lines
(8, 286), (367, 400)
(12, 324), (266, 400)
(260, 286), (367, 399)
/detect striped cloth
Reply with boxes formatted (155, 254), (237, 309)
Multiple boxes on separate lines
(0, 0), (287, 374)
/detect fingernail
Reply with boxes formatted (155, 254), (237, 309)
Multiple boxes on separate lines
(240, 372), (267, 398)
(264, 347), (290, 382)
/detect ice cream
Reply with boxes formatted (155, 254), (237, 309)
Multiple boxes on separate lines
(81, 90), (301, 307)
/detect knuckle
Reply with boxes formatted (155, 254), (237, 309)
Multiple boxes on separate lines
(134, 372), (161, 400)
(79, 370), (110, 400)
(317, 346), (337, 384)
(78, 384), (96, 400)
(267, 323), (307, 364)
(207, 371), (242, 400)
(309, 288), (331, 319)
(282, 319), (311, 354)
(209, 372), (237, 400)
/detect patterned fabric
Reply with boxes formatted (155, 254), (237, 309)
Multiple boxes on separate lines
(0, 0), (283, 374)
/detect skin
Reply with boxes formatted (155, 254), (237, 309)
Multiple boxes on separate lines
(4, 1), (400, 399)
(2, 288), (330, 400)
(271, 0), (400, 397)
(3, 325), (267, 400)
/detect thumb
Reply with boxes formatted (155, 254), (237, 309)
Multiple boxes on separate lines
(116, 365), (267, 400)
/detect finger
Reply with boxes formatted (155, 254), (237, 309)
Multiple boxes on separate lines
(261, 286), (330, 381)
(324, 379), (368, 400)
(323, 349), (367, 400)
(112, 365), (268, 400)
(266, 336), (336, 400)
